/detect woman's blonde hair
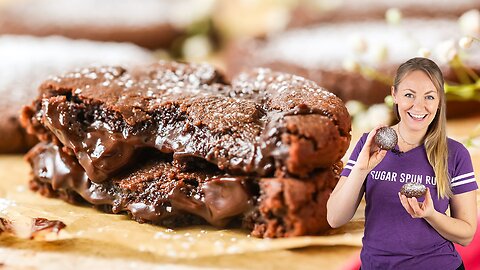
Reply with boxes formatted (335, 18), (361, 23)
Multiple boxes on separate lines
(392, 57), (451, 198)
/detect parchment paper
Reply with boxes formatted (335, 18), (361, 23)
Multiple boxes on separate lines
(0, 156), (364, 260)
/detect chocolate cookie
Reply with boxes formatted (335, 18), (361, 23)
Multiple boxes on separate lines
(0, 35), (154, 153)
(400, 182), (427, 198)
(0, 0), (213, 49)
(374, 127), (398, 150)
(22, 61), (351, 237)
(225, 18), (480, 118)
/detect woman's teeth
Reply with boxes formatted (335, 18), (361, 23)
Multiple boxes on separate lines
(408, 112), (427, 119)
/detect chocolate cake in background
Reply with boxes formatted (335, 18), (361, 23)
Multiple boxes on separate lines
(0, 0), (214, 49)
(21, 61), (351, 238)
(0, 35), (155, 153)
(288, 0), (480, 28)
(225, 18), (480, 118)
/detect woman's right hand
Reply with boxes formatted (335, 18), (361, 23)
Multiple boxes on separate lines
(354, 126), (388, 172)
(327, 126), (388, 228)
(327, 126), (387, 228)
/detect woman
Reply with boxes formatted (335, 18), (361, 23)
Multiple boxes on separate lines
(327, 57), (478, 269)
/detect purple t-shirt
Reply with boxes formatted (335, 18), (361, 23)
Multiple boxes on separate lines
(341, 134), (478, 270)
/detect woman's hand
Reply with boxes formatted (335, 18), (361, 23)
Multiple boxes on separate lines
(326, 126), (389, 228)
(398, 187), (436, 219)
(355, 126), (388, 172)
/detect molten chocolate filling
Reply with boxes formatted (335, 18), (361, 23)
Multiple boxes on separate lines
(42, 97), (267, 183)
(27, 142), (256, 227)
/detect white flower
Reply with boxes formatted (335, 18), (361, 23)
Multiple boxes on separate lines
(458, 36), (474, 49)
(342, 58), (361, 72)
(384, 95), (395, 107)
(353, 104), (393, 132)
(366, 104), (392, 126)
(459, 9), (480, 36)
(385, 8), (402, 25)
(345, 100), (366, 116)
(182, 35), (212, 60)
(353, 111), (371, 132)
(435, 39), (458, 64)
(417, 47), (431, 58)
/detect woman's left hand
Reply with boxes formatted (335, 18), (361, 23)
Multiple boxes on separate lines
(398, 187), (435, 219)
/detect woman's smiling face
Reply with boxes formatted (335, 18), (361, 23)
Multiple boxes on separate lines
(392, 70), (440, 132)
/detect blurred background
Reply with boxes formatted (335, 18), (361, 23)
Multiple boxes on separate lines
(0, 0), (479, 269)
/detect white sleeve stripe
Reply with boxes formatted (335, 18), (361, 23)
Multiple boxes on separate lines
(451, 172), (475, 182)
(451, 178), (476, 187)
(346, 160), (356, 165)
(344, 165), (353, 170)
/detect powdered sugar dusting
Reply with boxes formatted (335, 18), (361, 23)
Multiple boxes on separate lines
(400, 182), (427, 198)
(231, 67), (336, 103)
(243, 69), (340, 114)
(374, 126), (398, 150)
(55, 60), (222, 110)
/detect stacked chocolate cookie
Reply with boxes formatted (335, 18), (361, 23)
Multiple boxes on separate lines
(22, 61), (351, 237)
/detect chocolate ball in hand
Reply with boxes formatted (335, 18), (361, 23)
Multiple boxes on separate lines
(374, 127), (398, 150)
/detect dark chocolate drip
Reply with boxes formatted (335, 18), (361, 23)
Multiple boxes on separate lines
(31, 218), (66, 236)
(42, 99), (139, 183)
(169, 178), (253, 227)
(27, 142), (256, 228)
(42, 98), (266, 183)
(27, 142), (114, 205)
